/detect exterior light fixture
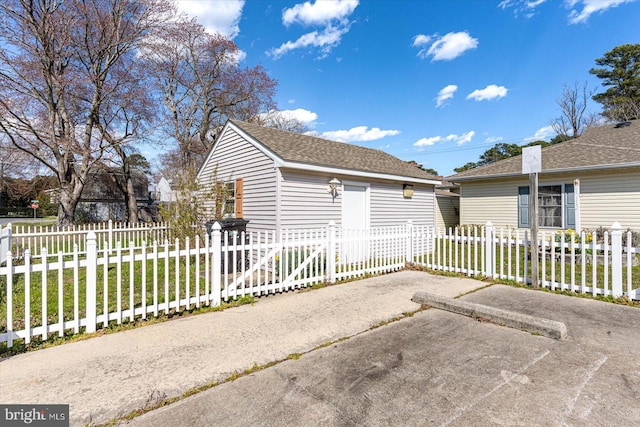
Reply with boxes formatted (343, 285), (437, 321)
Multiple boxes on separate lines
(329, 178), (341, 200)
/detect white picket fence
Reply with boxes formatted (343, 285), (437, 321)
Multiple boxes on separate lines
(412, 221), (639, 300)
(1, 220), (638, 348)
(0, 221), (408, 347)
(0, 220), (172, 262)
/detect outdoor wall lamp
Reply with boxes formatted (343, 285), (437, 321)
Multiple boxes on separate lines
(328, 177), (341, 200)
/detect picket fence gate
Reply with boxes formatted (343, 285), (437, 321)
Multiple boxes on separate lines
(1, 220), (638, 347)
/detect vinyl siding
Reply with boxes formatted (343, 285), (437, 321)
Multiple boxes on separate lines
(459, 178), (526, 228)
(279, 171), (436, 229)
(198, 127), (277, 233)
(436, 195), (459, 230)
(459, 168), (640, 231)
(279, 170), (342, 229)
(369, 181), (435, 227)
(578, 169), (640, 231)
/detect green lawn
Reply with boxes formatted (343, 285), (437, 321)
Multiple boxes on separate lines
(415, 238), (640, 295)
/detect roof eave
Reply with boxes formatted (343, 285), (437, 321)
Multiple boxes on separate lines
(448, 162), (640, 182)
(280, 160), (441, 185)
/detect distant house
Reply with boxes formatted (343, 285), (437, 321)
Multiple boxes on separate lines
(196, 119), (441, 234)
(435, 180), (460, 230)
(447, 120), (640, 231)
(151, 176), (178, 203)
(76, 168), (151, 222)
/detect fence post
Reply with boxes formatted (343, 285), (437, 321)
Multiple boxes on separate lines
(611, 222), (623, 298)
(327, 221), (337, 284)
(85, 231), (97, 333)
(0, 223), (11, 265)
(108, 219), (114, 254)
(406, 220), (413, 264)
(211, 222), (222, 306)
(485, 221), (494, 278)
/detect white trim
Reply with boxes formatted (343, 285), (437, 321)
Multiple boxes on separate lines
(275, 168), (282, 237)
(279, 161), (441, 185)
(451, 162), (640, 182)
(199, 121), (441, 186)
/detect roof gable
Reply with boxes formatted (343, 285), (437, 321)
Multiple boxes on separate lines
(225, 119), (439, 182)
(448, 120), (640, 181)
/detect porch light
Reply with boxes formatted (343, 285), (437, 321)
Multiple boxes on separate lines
(329, 178), (341, 199)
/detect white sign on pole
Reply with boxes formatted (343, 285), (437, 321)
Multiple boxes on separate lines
(522, 145), (542, 174)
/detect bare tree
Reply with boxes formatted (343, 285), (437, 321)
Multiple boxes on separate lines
(142, 20), (277, 174)
(551, 82), (598, 139)
(257, 111), (311, 133)
(0, 0), (171, 226)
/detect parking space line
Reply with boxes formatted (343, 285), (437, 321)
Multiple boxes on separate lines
(441, 349), (551, 427)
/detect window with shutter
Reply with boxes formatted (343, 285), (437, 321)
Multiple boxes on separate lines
(518, 183), (577, 229)
(518, 186), (530, 228)
(235, 177), (243, 219)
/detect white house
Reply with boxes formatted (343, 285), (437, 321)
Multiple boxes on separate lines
(152, 176), (177, 203)
(196, 119), (441, 234)
(448, 120), (640, 232)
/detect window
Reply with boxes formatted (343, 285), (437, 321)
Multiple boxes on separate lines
(223, 181), (235, 217)
(217, 178), (243, 219)
(538, 185), (562, 227)
(518, 183), (575, 229)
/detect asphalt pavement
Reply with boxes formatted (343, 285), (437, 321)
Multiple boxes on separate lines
(0, 270), (486, 426)
(2, 271), (639, 426)
(126, 285), (640, 427)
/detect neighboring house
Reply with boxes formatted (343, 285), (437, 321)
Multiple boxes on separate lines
(435, 180), (460, 230)
(76, 168), (151, 222)
(447, 120), (640, 231)
(151, 176), (178, 203)
(196, 119), (441, 234)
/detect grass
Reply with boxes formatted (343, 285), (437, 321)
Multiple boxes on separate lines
(414, 237), (640, 294)
(0, 250), (260, 356)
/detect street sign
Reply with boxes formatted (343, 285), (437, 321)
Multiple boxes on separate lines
(522, 146), (541, 287)
(522, 145), (541, 174)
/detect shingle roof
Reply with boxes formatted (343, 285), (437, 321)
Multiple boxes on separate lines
(448, 120), (640, 181)
(229, 119), (438, 181)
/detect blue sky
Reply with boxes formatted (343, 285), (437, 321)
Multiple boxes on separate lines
(174, 0), (640, 176)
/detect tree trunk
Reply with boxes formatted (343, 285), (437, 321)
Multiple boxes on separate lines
(124, 168), (139, 224)
(57, 184), (80, 227)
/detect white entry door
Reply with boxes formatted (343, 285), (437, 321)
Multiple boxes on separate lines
(342, 184), (369, 229)
(341, 183), (369, 264)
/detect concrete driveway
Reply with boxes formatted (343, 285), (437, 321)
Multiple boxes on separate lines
(126, 285), (640, 427)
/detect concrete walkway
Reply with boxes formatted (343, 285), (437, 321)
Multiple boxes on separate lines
(0, 270), (487, 426)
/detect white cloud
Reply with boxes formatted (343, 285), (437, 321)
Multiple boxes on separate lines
(485, 136), (504, 144)
(175, 0), (245, 38)
(501, 0), (635, 23)
(276, 108), (319, 124)
(283, 0), (359, 26)
(269, 0), (358, 59)
(567, 0), (634, 24)
(413, 31), (478, 61)
(317, 126), (400, 142)
(466, 85), (508, 101)
(435, 85), (458, 108)
(499, 0), (548, 18)
(414, 131), (475, 149)
(524, 125), (555, 142)
(268, 25), (350, 59)
(414, 136), (441, 147)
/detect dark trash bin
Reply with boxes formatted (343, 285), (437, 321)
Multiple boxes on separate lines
(205, 219), (249, 271)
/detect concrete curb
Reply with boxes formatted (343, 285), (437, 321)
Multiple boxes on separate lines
(412, 291), (567, 340)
